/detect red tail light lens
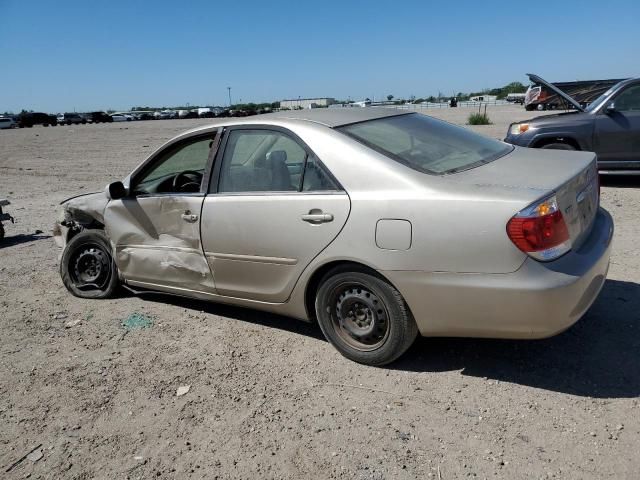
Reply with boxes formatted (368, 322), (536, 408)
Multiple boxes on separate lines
(507, 195), (571, 261)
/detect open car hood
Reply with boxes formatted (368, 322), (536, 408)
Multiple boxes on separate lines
(527, 73), (584, 112)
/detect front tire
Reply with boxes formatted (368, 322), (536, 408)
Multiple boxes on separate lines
(541, 143), (576, 151)
(315, 267), (418, 366)
(60, 229), (119, 298)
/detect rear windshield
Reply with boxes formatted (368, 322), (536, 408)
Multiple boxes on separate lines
(337, 113), (512, 174)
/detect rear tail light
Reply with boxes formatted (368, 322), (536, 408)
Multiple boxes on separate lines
(507, 194), (571, 261)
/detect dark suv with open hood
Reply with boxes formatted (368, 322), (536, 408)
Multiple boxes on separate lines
(505, 74), (640, 174)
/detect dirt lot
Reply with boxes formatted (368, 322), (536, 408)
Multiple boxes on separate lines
(1, 105), (639, 479)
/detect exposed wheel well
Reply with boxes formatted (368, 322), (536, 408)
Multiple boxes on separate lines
(532, 136), (581, 150)
(64, 220), (105, 244)
(304, 260), (396, 322)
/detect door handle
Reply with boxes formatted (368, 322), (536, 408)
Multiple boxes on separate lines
(181, 211), (198, 222)
(301, 210), (334, 224)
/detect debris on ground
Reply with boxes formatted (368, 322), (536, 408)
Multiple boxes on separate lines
(5, 444), (43, 473)
(176, 385), (191, 397)
(27, 448), (43, 462)
(122, 313), (153, 330)
(64, 318), (82, 328)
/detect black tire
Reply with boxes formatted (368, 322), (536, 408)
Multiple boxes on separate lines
(60, 229), (119, 299)
(541, 143), (576, 151)
(315, 267), (418, 366)
(0, 223), (4, 240)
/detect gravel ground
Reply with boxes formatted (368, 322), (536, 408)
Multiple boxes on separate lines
(1, 105), (639, 479)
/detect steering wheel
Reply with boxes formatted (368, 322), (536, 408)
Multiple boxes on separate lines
(172, 170), (202, 193)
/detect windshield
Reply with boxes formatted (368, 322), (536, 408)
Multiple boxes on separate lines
(337, 113), (513, 175)
(584, 85), (619, 113)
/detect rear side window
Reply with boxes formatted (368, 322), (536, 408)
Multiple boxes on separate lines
(338, 113), (512, 174)
(217, 129), (340, 193)
(218, 130), (306, 192)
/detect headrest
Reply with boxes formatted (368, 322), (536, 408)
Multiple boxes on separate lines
(266, 150), (287, 164)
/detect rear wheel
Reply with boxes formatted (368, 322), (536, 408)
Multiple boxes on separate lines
(60, 229), (119, 298)
(541, 143), (576, 151)
(315, 267), (418, 366)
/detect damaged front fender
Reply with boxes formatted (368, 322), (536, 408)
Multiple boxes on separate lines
(54, 191), (111, 248)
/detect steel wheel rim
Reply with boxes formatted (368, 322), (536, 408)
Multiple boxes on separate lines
(69, 242), (112, 291)
(327, 282), (390, 352)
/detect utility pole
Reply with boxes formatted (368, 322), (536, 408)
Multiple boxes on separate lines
(227, 87), (232, 107)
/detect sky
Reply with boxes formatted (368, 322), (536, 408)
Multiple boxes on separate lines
(1, 0), (639, 113)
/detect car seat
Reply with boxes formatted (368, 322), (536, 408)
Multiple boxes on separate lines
(266, 150), (294, 190)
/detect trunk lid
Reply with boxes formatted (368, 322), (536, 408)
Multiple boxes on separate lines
(527, 73), (585, 112)
(447, 146), (599, 250)
(554, 158), (599, 250)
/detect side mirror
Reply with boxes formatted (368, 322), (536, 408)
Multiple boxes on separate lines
(605, 102), (616, 114)
(107, 181), (128, 200)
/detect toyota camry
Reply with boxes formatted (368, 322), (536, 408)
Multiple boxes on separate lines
(54, 109), (613, 365)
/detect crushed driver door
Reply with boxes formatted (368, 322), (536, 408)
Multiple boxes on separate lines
(104, 133), (219, 294)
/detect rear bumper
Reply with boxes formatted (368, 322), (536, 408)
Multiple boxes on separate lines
(383, 208), (614, 339)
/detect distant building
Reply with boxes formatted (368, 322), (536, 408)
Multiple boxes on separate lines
(469, 95), (497, 102)
(280, 97), (336, 109)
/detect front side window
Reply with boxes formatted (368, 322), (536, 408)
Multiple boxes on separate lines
(339, 113), (513, 175)
(614, 85), (640, 111)
(133, 136), (213, 195)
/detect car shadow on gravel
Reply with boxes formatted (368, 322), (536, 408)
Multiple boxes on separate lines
(136, 279), (638, 398)
(139, 293), (325, 340)
(394, 279), (640, 398)
(600, 175), (640, 188)
(0, 233), (51, 248)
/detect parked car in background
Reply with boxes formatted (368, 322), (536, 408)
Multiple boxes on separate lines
(178, 110), (199, 119)
(506, 93), (526, 104)
(0, 117), (16, 129)
(17, 112), (57, 127)
(88, 111), (113, 123)
(506, 74), (640, 173)
(198, 108), (215, 118)
(110, 114), (132, 122)
(154, 110), (175, 119)
(58, 113), (86, 125)
(55, 109), (612, 366)
(133, 111), (155, 120)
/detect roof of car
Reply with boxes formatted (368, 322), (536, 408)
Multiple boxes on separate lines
(258, 107), (411, 127)
(180, 108), (413, 139)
